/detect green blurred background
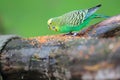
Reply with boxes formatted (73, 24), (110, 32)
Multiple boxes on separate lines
(0, 0), (120, 37)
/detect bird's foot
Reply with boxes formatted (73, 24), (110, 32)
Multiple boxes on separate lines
(72, 32), (78, 36)
(63, 32), (78, 36)
(65, 32), (74, 35)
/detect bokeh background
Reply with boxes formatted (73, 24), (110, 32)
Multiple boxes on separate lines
(0, 0), (120, 37)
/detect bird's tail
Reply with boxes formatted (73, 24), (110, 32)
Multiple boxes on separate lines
(88, 4), (102, 13)
(93, 14), (110, 18)
(85, 4), (102, 19)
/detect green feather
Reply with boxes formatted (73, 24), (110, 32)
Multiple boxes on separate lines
(48, 4), (109, 33)
(59, 14), (96, 32)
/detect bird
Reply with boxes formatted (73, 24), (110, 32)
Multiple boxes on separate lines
(47, 4), (108, 35)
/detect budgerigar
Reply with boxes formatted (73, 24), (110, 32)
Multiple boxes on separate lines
(47, 4), (108, 34)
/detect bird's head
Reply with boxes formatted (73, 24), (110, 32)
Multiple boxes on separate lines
(47, 18), (60, 32)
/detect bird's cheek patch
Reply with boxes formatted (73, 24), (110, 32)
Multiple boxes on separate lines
(54, 29), (57, 31)
(55, 27), (60, 32)
(55, 28), (58, 31)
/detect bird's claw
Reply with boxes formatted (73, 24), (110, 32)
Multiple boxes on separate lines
(63, 32), (78, 36)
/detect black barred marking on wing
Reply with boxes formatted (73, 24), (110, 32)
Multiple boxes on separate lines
(61, 10), (88, 27)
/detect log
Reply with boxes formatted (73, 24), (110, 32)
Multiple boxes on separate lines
(0, 15), (120, 80)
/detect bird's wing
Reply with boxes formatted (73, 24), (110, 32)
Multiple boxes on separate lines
(59, 4), (101, 27)
(60, 10), (88, 27)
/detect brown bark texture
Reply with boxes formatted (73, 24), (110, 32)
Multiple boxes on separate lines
(0, 15), (120, 80)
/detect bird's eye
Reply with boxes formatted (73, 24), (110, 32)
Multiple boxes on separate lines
(52, 26), (55, 29)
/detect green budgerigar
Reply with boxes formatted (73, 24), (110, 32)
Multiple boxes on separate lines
(48, 4), (108, 34)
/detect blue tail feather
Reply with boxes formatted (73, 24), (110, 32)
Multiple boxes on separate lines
(85, 4), (102, 19)
(94, 14), (110, 18)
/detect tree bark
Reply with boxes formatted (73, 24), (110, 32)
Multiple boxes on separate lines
(0, 15), (120, 80)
